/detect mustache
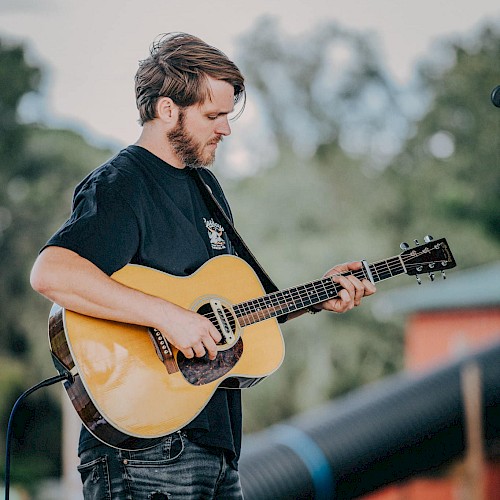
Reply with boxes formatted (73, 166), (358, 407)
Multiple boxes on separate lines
(208, 136), (223, 145)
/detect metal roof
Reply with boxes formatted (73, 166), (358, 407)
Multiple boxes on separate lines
(372, 261), (500, 317)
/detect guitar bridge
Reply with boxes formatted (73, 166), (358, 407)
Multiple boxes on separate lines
(148, 327), (178, 374)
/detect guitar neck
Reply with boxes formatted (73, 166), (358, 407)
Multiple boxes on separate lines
(233, 255), (405, 326)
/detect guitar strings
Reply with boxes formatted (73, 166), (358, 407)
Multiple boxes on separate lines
(202, 244), (447, 327)
(204, 264), (380, 326)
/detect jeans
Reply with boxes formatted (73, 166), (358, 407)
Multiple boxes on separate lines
(78, 431), (243, 500)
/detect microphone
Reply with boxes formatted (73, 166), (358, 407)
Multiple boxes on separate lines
(491, 85), (500, 108)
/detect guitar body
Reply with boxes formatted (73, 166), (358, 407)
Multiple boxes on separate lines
(49, 255), (285, 450)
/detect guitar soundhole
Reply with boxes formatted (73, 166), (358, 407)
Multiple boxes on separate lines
(177, 338), (244, 386)
(196, 303), (238, 347)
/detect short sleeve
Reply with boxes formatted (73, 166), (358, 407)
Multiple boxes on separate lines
(44, 181), (140, 275)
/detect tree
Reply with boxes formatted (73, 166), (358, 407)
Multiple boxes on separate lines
(0, 39), (41, 358)
(230, 16), (407, 172)
(0, 37), (113, 489)
(379, 24), (500, 263)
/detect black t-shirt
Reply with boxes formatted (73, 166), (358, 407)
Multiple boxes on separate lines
(45, 145), (242, 467)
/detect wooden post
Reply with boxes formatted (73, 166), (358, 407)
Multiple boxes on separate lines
(460, 362), (486, 500)
(61, 390), (83, 500)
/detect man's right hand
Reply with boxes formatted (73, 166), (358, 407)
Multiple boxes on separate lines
(158, 303), (222, 360)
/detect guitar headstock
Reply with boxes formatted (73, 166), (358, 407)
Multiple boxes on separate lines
(399, 236), (456, 284)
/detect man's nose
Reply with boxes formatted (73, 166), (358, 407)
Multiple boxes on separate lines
(215, 116), (231, 136)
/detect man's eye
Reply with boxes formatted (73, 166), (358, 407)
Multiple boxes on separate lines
(208, 115), (218, 120)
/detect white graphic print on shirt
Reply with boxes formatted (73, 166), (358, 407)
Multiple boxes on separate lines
(203, 218), (226, 251)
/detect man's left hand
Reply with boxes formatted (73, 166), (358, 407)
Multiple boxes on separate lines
(317, 261), (376, 313)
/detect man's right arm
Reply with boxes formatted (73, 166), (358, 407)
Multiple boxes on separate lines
(30, 246), (221, 359)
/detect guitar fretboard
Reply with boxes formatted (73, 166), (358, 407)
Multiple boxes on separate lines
(233, 256), (404, 326)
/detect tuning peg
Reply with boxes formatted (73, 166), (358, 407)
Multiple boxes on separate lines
(424, 235), (434, 243)
(429, 273), (435, 282)
(415, 275), (422, 285)
(400, 242), (410, 250)
(414, 239), (419, 246)
(441, 271), (447, 280)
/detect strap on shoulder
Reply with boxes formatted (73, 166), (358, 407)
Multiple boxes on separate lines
(191, 168), (279, 295)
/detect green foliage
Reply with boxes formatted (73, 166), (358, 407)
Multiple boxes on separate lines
(379, 24), (500, 263)
(0, 39), (40, 163)
(236, 17), (406, 167)
(223, 19), (500, 432)
(0, 37), (113, 489)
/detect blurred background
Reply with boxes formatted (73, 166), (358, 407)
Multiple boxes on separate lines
(0, 1), (499, 498)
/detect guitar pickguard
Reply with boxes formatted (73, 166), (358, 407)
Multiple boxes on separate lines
(177, 338), (244, 385)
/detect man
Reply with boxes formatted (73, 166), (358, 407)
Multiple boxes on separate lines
(30, 33), (376, 499)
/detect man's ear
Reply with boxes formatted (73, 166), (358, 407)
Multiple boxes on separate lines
(156, 97), (179, 124)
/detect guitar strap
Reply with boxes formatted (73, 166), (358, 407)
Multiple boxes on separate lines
(192, 168), (279, 295)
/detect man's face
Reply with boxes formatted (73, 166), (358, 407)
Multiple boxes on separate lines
(167, 78), (234, 167)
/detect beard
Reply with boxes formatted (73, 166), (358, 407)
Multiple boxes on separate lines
(167, 110), (220, 168)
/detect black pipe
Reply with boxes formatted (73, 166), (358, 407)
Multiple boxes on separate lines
(239, 341), (500, 499)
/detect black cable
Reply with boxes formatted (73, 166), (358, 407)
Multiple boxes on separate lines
(4, 373), (70, 500)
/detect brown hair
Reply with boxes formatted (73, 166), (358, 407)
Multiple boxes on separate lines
(135, 32), (245, 125)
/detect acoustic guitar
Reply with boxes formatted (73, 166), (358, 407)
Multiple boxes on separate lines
(49, 236), (455, 450)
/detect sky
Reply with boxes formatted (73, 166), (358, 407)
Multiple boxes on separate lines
(1, 0), (499, 150)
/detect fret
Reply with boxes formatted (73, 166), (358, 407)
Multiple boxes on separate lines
(235, 276), (341, 326)
(311, 281), (330, 303)
(318, 279), (329, 300)
(289, 285), (307, 309)
(370, 257), (405, 282)
(370, 263), (381, 282)
(238, 299), (255, 326)
(373, 259), (393, 281)
(389, 257), (405, 276)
